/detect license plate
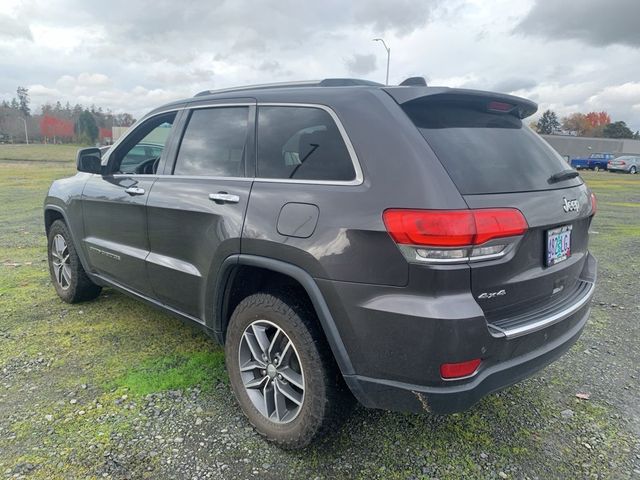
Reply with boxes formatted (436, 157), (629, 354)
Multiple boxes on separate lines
(546, 225), (572, 266)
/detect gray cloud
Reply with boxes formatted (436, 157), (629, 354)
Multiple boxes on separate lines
(0, 14), (32, 41)
(517, 0), (640, 48)
(345, 54), (377, 75)
(1, 0), (640, 131)
(492, 77), (538, 93)
(354, 0), (440, 36)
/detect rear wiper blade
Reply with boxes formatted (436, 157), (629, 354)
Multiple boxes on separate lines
(548, 169), (580, 183)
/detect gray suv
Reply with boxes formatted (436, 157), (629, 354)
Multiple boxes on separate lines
(44, 78), (597, 448)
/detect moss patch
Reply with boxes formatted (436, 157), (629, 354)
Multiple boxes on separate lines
(113, 351), (226, 396)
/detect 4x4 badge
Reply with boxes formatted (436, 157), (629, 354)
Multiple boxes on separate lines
(563, 197), (579, 213)
(478, 289), (506, 300)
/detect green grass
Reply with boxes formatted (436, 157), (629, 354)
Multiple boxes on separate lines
(114, 351), (226, 395)
(0, 144), (83, 162)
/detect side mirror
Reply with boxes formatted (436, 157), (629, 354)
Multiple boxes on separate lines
(76, 147), (103, 174)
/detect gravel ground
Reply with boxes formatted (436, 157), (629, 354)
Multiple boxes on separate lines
(0, 154), (639, 479)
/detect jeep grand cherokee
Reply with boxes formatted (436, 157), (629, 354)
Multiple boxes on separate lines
(44, 78), (597, 448)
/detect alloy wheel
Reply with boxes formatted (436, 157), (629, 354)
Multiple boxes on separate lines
(238, 320), (305, 423)
(51, 234), (71, 290)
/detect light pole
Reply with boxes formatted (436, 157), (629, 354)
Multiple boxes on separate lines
(373, 38), (390, 86)
(19, 117), (29, 144)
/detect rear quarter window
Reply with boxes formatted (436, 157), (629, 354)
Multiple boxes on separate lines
(403, 101), (582, 194)
(257, 106), (356, 182)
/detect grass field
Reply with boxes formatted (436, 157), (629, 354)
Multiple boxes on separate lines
(0, 145), (639, 479)
(0, 144), (81, 162)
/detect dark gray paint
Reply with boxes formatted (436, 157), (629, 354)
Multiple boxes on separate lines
(145, 176), (252, 319)
(44, 81), (597, 414)
(82, 174), (157, 296)
(277, 203), (319, 238)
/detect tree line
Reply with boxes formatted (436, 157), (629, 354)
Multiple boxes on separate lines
(0, 86), (137, 144)
(534, 109), (639, 139)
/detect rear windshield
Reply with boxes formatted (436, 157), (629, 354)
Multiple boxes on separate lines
(403, 100), (582, 195)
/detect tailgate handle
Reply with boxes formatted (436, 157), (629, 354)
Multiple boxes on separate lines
(209, 192), (240, 204)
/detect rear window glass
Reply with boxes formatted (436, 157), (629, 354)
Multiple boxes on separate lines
(174, 107), (249, 177)
(403, 101), (582, 194)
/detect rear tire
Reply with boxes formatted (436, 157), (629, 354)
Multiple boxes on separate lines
(593, 166), (600, 172)
(630, 166), (637, 174)
(225, 292), (343, 449)
(47, 220), (102, 303)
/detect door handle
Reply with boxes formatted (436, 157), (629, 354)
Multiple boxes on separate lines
(209, 192), (240, 204)
(125, 186), (145, 196)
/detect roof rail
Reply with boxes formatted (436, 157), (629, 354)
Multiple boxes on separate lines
(399, 76), (427, 87)
(318, 78), (383, 87)
(194, 78), (383, 97)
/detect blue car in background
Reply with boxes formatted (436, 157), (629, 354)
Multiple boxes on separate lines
(571, 153), (614, 171)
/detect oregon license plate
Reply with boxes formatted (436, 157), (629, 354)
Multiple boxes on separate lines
(546, 225), (572, 266)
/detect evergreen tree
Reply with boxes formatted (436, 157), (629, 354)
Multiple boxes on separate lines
(16, 86), (30, 116)
(76, 110), (99, 144)
(536, 110), (561, 134)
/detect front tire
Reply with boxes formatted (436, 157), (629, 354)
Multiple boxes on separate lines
(47, 220), (101, 303)
(225, 293), (342, 449)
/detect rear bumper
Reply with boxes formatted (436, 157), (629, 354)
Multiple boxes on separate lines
(344, 305), (589, 413)
(319, 253), (596, 414)
(607, 166), (629, 173)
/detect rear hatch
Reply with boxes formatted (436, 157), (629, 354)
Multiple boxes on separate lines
(390, 88), (595, 328)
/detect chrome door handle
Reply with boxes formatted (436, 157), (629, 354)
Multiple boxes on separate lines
(209, 193), (240, 204)
(125, 186), (145, 196)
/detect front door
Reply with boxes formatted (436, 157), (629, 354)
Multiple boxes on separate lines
(81, 110), (180, 296)
(145, 103), (255, 320)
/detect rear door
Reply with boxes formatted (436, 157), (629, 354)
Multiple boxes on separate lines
(399, 93), (595, 319)
(145, 101), (255, 320)
(81, 110), (179, 295)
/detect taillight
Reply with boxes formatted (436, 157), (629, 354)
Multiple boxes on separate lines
(383, 208), (528, 263)
(590, 192), (597, 215)
(619, 161), (626, 165)
(440, 359), (482, 380)
(487, 101), (514, 113)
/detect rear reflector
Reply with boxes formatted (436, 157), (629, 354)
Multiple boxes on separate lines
(383, 208), (527, 247)
(590, 192), (597, 215)
(440, 359), (482, 379)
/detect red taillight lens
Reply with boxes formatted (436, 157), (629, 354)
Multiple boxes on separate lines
(487, 101), (514, 112)
(473, 209), (529, 244)
(590, 192), (597, 215)
(440, 359), (482, 379)
(383, 210), (475, 247)
(383, 209), (527, 247)
(619, 161), (626, 165)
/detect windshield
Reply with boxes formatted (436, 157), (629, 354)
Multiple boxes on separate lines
(403, 101), (583, 195)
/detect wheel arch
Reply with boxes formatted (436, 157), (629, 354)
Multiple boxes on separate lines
(214, 254), (355, 376)
(44, 206), (65, 235)
(43, 204), (94, 279)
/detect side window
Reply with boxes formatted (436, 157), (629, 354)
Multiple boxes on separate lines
(257, 106), (356, 181)
(173, 107), (249, 177)
(112, 112), (176, 174)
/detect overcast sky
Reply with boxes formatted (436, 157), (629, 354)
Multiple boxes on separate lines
(2, 0), (640, 129)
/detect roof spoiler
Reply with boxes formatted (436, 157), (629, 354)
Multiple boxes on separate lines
(383, 86), (538, 119)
